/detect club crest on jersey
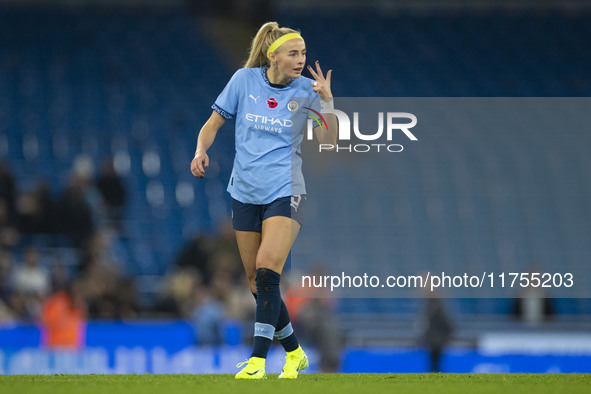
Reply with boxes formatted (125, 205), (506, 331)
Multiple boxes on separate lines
(287, 100), (299, 112)
(267, 98), (278, 109)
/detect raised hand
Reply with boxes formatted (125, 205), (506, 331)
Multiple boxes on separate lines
(307, 60), (333, 101)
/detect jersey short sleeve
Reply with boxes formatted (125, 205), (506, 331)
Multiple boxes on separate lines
(307, 95), (322, 126)
(307, 95), (322, 121)
(212, 69), (244, 119)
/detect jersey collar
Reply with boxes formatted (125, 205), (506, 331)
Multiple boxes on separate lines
(262, 66), (294, 89)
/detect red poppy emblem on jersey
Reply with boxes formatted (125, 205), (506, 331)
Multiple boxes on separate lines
(267, 98), (278, 109)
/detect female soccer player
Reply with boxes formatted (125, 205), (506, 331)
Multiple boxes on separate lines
(190, 22), (337, 379)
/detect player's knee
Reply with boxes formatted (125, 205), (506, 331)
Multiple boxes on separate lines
(255, 252), (282, 272)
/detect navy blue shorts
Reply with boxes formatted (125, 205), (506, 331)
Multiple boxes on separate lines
(231, 195), (306, 232)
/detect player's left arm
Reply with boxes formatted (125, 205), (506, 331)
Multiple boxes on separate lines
(308, 61), (337, 146)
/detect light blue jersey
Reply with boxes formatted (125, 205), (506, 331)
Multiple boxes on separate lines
(213, 66), (319, 204)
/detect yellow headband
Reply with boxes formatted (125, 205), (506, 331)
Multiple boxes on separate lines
(266, 33), (304, 58)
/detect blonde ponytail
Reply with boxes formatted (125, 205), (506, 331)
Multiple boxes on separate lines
(244, 22), (300, 68)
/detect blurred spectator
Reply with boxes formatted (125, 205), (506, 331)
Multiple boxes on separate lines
(116, 278), (140, 320)
(175, 234), (211, 285)
(156, 267), (201, 318)
(77, 229), (126, 319)
(297, 298), (342, 372)
(192, 296), (225, 345)
(224, 279), (255, 321)
(0, 161), (17, 223)
(0, 298), (15, 323)
(191, 271), (230, 346)
(40, 281), (87, 349)
(16, 181), (56, 234)
(216, 248), (254, 323)
(0, 248), (15, 323)
(0, 248), (13, 301)
(512, 266), (554, 325)
(418, 297), (454, 373)
(79, 228), (125, 275)
(12, 247), (50, 298)
(0, 198), (20, 249)
(208, 249), (242, 285)
(10, 247), (50, 321)
(512, 288), (554, 325)
(49, 261), (70, 296)
(57, 174), (96, 248)
(96, 158), (127, 226)
(209, 219), (241, 266)
(8, 292), (32, 322)
(286, 270), (342, 372)
(79, 265), (120, 319)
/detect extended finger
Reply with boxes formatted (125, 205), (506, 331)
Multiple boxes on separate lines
(315, 61), (325, 80)
(326, 69), (332, 84)
(307, 64), (320, 80)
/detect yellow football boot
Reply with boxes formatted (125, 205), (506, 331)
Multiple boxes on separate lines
(235, 356), (267, 379)
(278, 346), (308, 379)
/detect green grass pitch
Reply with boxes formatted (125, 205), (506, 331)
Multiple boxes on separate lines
(1, 374), (590, 394)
